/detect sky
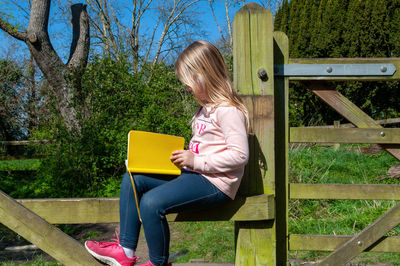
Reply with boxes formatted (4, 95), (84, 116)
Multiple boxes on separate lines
(0, 0), (256, 64)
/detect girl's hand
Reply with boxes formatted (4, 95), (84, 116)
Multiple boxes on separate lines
(170, 150), (194, 169)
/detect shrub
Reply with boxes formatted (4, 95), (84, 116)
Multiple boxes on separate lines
(30, 57), (197, 198)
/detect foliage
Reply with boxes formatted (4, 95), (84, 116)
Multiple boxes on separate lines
(274, 0), (400, 126)
(27, 57), (197, 198)
(0, 59), (25, 156)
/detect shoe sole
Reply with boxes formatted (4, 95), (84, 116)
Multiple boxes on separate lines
(84, 241), (122, 266)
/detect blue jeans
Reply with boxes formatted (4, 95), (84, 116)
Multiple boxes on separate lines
(119, 170), (230, 266)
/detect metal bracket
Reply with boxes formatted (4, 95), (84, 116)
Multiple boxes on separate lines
(274, 63), (396, 76)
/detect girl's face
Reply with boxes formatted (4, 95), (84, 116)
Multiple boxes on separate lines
(186, 85), (207, 102)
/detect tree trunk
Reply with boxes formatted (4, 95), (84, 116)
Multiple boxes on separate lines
(0, 0), (90, 133)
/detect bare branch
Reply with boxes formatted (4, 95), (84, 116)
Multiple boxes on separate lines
(208, 0), (226, 44)
(0, 18), (27, 41)
(143, 13), (162, 63)
(225, 0), (232, 50)
(153, 0), (201, 64)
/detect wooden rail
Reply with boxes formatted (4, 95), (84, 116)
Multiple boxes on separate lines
(17, 194), (275, 224)
(0, 140), (55, 145)
(290, 184), (400, 200)
(290, 128), (400, 144)
(290, 235), (400, 252)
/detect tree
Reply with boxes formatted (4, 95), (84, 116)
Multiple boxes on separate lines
(75, 0), (202, 66)
(0, 0), (90, 133)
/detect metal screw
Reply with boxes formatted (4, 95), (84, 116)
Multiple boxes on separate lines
(381, 66), (388, 73)
(326, 66), (333, 73)
(381, 131), (386, 137)
(357, 241), (363, 246)
(258, 68), (268, 81)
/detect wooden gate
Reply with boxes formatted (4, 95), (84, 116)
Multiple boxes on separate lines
(1, 3), (400, 265)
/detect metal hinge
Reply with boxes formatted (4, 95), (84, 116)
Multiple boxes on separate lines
(274, 63), (396, 76)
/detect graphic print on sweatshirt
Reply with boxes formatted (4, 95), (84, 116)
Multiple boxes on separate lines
(189, 117), (212, 154)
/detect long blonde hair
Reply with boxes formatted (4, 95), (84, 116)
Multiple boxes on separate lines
(175, 40), (249, 131)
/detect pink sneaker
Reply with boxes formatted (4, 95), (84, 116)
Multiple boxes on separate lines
(85, 232), (139, 266)
(137, 261), (172, 266)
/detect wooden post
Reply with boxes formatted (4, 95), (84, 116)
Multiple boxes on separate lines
(273, 31), (289, 264)
(233, 3), (288, 265)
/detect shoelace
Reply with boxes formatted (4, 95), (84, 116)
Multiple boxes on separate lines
(95, 231), (121, 248)
(95, 231), (141, 263)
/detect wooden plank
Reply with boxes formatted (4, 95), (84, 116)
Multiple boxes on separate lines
(18, 197), (120, 224)
(290, 128), (400, 144)
(319, 202), (400, 265)
(235, 221), (276, 265)
(303, 81), (400, 161)
(274, 31), (289, 264)
(0, 140), (54, 145)
(288, 58), (400, 81)
(169, 194), (275, 222)
(290, 184), (400, 200)
(18, 194), (275, 224)
(0, 190), (101, 266)
(308, 117), (400, 128)
(233, 3), (276, 265)
(290, 234), (400, 252)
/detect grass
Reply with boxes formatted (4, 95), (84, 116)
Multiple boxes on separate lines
(170, 221), (235, 263)
(0, 255), (61, 266)
(0, 159), (41, 171)
(2, 144), (400, 264)
(288, 144), (400, 264)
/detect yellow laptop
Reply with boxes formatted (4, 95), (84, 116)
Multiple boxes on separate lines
(125, 130), (185, 176)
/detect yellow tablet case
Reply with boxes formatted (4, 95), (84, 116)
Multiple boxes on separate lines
(126, 130), (185, 175)
(125, 130), (185, 222)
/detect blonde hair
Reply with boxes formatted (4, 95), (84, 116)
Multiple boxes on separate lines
(175, 40), (249, 131)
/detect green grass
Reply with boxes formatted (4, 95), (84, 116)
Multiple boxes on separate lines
(289, 144), (400, 264)
(0, 159), (42, 199)
(0, 255), (60, 266)
(170, 221), (235, 263)
(0, 159), (41, 171)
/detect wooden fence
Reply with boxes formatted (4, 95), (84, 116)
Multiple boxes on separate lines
(1, 3), (400, 265)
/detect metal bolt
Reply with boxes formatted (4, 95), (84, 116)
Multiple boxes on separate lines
(326, 66), (333, 73)
(381, 66), (388, 73)
(258, 68), (268, 81)
(357, 241), (363, 246)
(381, 131), (386, 137)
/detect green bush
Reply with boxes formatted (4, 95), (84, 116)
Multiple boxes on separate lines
(28, 57), (197, 198)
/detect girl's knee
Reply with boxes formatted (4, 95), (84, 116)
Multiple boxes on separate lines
(140, 194), (165, 216)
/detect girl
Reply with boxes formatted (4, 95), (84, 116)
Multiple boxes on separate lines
(85, 40), (249, 266)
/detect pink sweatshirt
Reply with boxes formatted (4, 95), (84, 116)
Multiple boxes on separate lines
(185, 105), (249, 199)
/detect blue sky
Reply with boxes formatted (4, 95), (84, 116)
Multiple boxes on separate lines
(0, 0), (249, 63)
